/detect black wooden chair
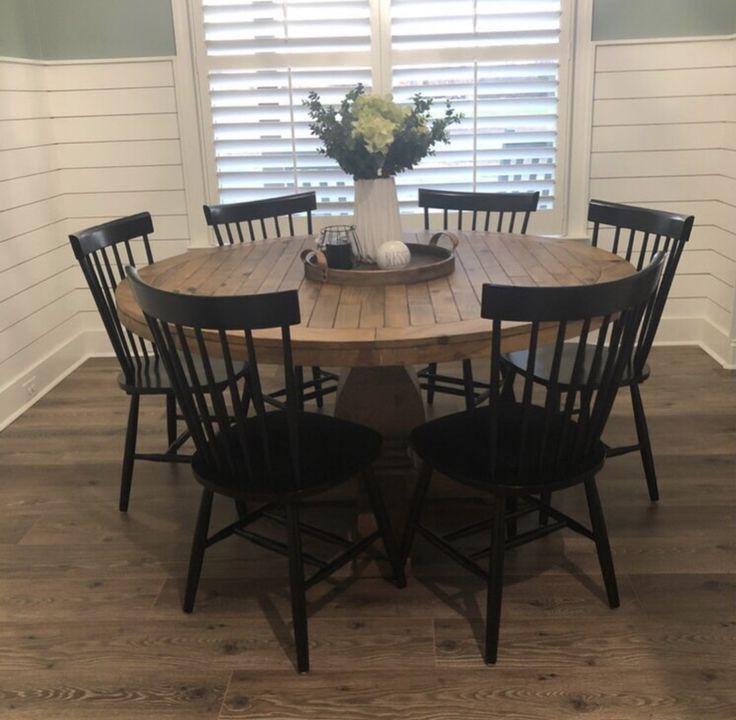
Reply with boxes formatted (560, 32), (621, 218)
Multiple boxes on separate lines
(203, 191), (338, 407)
(416, 188), (540, 409)
(401, 254), (665, 664)
(126, 267), (405, 673)
(69, 213), (196, 512)
(501, 200), (694, 501)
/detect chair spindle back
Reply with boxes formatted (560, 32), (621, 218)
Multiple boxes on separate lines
(69, 212), (158, 385)
(127, 267), (304, 492)
(588, 200), (694, 370)
(419, 189), (540, 233)
(203, 192), (316, 246)
(482, 254), (665, 488)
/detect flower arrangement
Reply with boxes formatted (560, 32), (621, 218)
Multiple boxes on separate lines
(304, 84), (462, 180)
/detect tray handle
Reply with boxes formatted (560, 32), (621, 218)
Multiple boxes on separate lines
(429, 231), (460, 253)
(300, 248), (329, 282)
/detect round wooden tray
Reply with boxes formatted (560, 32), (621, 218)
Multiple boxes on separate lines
(302, 231), (459, 286)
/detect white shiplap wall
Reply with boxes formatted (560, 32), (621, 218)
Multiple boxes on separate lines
(0, 58), (191, 429)
(2, 37), (735, 428)
(0, 59), (76, 429)
(591, 37), (736, 367)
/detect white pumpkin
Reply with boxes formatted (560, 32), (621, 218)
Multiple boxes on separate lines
(376, 240), (411, 269)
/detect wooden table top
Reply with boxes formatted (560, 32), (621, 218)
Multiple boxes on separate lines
(116, 230), (634, 367)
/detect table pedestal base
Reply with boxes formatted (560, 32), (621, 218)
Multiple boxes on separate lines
(335, 366), (424, 564)
(334, 365), (425, 440)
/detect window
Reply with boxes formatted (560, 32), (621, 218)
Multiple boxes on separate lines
(193, 0), (572, 226)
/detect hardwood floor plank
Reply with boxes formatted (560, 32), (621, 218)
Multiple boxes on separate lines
(628, 573), (736, 618)
(433, 616), (736, 671)
(0, 578), (167, 622)
(0, 617), (434, 674)
(219, 669), (736, 719)
(0, 671), (226, 719)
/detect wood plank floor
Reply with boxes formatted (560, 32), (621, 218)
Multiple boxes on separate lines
(0, 347), (734, 719)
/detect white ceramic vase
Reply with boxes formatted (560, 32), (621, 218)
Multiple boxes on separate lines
(353, 177), (403, 264)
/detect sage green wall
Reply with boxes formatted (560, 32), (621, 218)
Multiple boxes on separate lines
(3, 0), (735, 59)
(0, 0), (175, 59)
(593, 0), (736, 41)
(0, 0), (41, 58)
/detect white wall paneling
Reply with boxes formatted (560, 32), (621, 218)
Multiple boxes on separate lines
(0, 60), (70, 430)
(592, 122), (730, 152)
(594, 39), (734, 72)
(591, 35), (736, 368)
(0, 145), (57, 181)
(52, 114), (180, 143)
(55, 139), (183, 168)
(0, 57), (191, 430)
(3, 32), (736, 429)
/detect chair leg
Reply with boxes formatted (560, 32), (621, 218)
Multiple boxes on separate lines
(400, 462), (433, 561)
(311, 367), (324, 409)
(183, 488), (214, 613)
(286, 502), (309, 673)
(119, 394), (140, 512)
(363, 469), (406, 588)
(425, 362), (438, 404)
(505, 497), (518, 540)
(295, 366), (305, 411)
(485, 496), (507, 664)
(583, 477), (620, 609)
(462, 359), (475, 410)
(538, 490), (552, 526)
(166, 393), (177, 448)
(500, 365), (516, 402)
(630, 383), (659, 502)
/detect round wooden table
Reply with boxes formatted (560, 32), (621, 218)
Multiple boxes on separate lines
(116, 230), (633, 437)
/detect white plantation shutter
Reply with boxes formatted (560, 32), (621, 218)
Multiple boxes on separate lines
(201, 0), (373, 213)
(391, 0), (561, 210)
(196, 0), (567, 217)
(211, 67), (371, 211)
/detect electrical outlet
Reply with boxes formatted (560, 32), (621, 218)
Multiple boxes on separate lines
(23, 376), (37, 398)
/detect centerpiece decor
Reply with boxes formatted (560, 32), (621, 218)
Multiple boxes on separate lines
(305, 84), (461, 263)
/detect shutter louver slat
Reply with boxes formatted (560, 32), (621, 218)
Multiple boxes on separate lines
(391, 0), (560, 211)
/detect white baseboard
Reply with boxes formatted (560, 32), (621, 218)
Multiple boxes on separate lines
(1, 317), (733, 432)
(0, 328), (114, 432)
(1, 331), (85, 431)
(656, 316), (736, 369)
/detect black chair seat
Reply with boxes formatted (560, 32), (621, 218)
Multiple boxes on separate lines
(410, 403), (606, 495)
(192, 412), (382, 500)
(502, 346), (651, 388)
(117, 355), (237, 395)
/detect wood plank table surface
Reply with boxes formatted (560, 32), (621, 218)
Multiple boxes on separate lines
(116, 230), (633, 439)
(116, 230), (633, 366)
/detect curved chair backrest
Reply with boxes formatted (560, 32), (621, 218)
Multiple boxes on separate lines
(127, 267), (304, 491)
(203, 191), (317, 246)
(69, 212), (157, 384)
(481, 254), (664, 488)
(588, 199), (694, 372)
(419, 189), (540, 233)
